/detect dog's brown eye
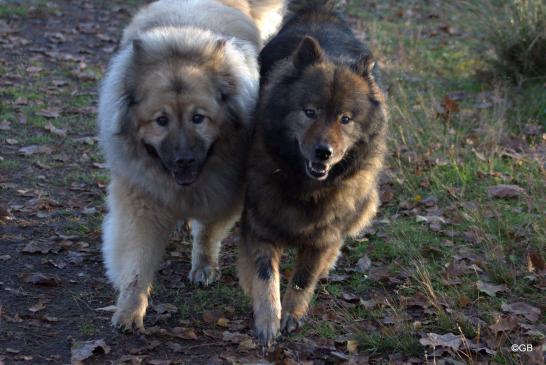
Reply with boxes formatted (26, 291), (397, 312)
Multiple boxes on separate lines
(192, 114), (205, 124)
(304, 109), (316, 118)
(340, 115), (352, 124)
(156, 115), (169, 126)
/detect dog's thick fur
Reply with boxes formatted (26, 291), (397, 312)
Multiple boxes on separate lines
(98, 0), (283, 331)
(238, 0), (388, 345)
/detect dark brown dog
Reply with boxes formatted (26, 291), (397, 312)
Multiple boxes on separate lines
(238, 0), (388, 345)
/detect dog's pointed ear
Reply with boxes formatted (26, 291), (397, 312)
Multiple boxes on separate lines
(294, 36), (324, 69)
(353, 53), (376, 77)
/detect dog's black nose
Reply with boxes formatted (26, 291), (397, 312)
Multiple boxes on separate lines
(314, 144), (333, 161)
(175, 154), (195, 167)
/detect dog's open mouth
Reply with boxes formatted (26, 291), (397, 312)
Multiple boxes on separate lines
(305, 160), (330, 180)
(172, 169), (198, 186)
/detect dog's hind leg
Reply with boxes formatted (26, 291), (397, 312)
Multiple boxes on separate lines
(238, 238), (283, 346)
(188, 212), (239, 286)
(102, 177), (176, 332)
(280, 243), (342, 333)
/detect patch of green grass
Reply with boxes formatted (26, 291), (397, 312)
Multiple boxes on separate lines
(63, 116), (96, 134)
(490, 351), (521, 365)
(0, 158), (21, 171)
(347, 273), (374, 294)
(431, 311), (476, 339)
(111, 0), (142, 6)
(71, 94), (95, 109)
(467, 0), (546, 81)
(0, 1), (54, 19)
(175, 284), (250, 320)
(21, 134), (53, 145)
(59, 169), (96, 187)
(62, 218), (91, 236)
(79, 322), (96, 336)
(0, 5), (29, 18)
(372, 220), (449, 267)
(1, 85), (43, 102)
(314, 322), (338, 339)
(348, 305), (384, 322)
(357, 331), (423, 358)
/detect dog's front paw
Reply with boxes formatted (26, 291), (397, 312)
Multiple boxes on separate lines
(188, 264), (219, 286)
(112, 308), (145, 333)
(280, 312), (303, 334)
(254, 313), (280, 347)
(112, 291), (148, 333)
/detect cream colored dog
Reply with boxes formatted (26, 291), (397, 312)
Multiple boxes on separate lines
(98, 0), (283, 331)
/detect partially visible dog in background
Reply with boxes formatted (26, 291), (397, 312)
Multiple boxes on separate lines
(238, 0), (388, 345)
(98, 0), (284, 332)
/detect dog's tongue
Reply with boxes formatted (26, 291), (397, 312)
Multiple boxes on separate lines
(173, 169), (197, 186)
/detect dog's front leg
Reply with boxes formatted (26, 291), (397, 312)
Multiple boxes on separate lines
(102, 177), (175, 332)
(188, 212), (239, 286)
(281, 243), (342, 333)
(238, 237), (283, 346)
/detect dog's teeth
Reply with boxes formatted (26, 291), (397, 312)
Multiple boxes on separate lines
(310, 162), (326, 173)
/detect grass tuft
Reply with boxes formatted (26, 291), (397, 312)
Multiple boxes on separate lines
(468, 0), (546, 81)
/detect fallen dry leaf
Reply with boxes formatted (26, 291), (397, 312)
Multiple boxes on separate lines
(21, 240), (63, 254)
(328, 273), (349, 282)
(356, 255), (371, 272)
(416, 215), (446, 225)
(28, 299), (47, 313)
(501, 302), (541, 322)
(148, 360), (172, 365)
(44, 121), (67, 137)
(129, 340), (160, 355)
(458, 295), (471, 307)
(153, 302), (177, 315)
(347, 340), (359, 354)
(222, 331), (250, 344)
(42, 315), (59, 322)
(238, 338), (257, 352)
(71, 339), (111, 364)
(489, 316), (518, 333)
(171, 327), (198, 340)
(21, 272), (61, 286)
(438, 95), (460, 121)
(419, 332), (462, 351)
(340, 292), (360, 303)
(416, 214), (446, 231)
(167, 341), (184, 352)
(0, 204), (12, 221)
(527, 250), (545, 272)
(468, 342), (496, 356)
(487, 184), (525, 199)
(95, 305), (117, 313)
(217, 317), (230, 328)
(202, 310), (221, 324)
(18, 145), (54, 156)
(477, 280), (507, 297)
(36, 107), (61, 119)
(92, 162), (108, 169)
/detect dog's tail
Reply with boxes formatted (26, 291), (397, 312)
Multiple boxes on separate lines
(248, 0), (285, 42)
(286, 0), (346, 15)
